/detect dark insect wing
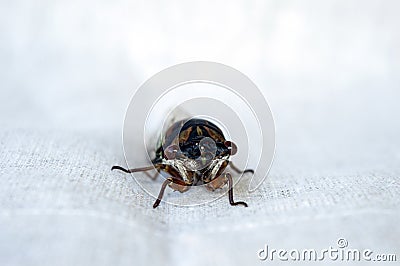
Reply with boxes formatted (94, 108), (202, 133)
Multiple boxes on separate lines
(153, 118), (229, 161)
(175, 118), (229, 159)
(152, 119), (184, 164)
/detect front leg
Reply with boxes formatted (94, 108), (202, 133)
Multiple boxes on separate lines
(111, 164), (160, 180)
(226, 172), (248, 207)
(153, 178), (171, 208)
(205, 173), (248, 207)
(153, 177), (191, 208)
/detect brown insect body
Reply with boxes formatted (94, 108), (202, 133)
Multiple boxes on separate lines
(112, 118), (253, 208)
(153, 119), (231, 184)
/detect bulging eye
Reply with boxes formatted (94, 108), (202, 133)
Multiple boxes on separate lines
(224, 141), (237, 155)
(164, 144), (179, 159)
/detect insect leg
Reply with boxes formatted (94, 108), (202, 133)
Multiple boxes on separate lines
(226, 172), (248, 207)
(153, 177), (191, 208)
(111, 165), (155, 173)
(153, 178), (172, 208)
(229, 162), (254, 175)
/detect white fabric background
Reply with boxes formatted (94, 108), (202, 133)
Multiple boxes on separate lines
(1, 1), (399, 265)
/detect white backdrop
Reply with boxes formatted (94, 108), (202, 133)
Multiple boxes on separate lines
(0, 1), (399, 265)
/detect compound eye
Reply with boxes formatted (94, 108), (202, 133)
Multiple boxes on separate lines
(164, 144), (180, 159)
(224, 141), (237, 155)
(199, 137), (217, 155)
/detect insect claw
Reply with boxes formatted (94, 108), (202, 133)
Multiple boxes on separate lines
(153, 200), (161, 208)
(111, 165), (128, 172)
(231, 201), (248, 207)
(243, 169), (255, 174)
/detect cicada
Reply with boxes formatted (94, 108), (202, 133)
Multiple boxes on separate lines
(112, 118), (253, 208)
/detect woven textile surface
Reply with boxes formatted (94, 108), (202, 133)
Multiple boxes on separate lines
(1, 1), (400, 265)
(1, 127), (399, 265)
